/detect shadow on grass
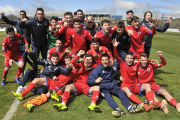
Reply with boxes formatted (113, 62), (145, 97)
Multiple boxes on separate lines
(67, 95), (76, 106)
(154, 69), (174, 76)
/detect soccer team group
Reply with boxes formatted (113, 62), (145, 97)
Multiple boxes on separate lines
(1, 7), (180, 117)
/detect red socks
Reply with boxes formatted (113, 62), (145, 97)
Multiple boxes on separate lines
(16, 66), (23, 78)
(56, 90), (63, 96)
(169, 98), (177, 107)
(146, 91), (154, 103)
(91, 91), (99, 104)
(21, 82), (35, 97)
(62, 91), (70, 104)
(3, 69), (8, 80)
(130, 94), (142, 104)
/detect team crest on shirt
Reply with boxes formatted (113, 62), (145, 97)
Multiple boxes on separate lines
(44, 22), (47, 26)
(133, 67), (137, 71)
(37, 23), (40, 26)
(123, 35), (126, 39)
(55, 87), (60, 90)
(138, 32), (141, 35)
(147, 68), (151, 72)
(72, 35), (74, 37)
(81, 35), (85, 39)
(9, 44), (11, 46)
(109, 34), (112, 37)
(138, 72), (140, 74)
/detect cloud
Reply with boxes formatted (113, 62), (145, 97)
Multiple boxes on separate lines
(161, 0), (176, 3)
(0, 5), (19, 15)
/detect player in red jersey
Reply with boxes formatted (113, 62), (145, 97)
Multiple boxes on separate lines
(87, 38), (113, 65)
(1, 27), (29, 86)
(53, 54), (100, 112)
(125, 16), (157, 59)
(94, 19), (116, 52)
(137, 51), (180, 113)
(112, 39), (168, 112)
(47, 39), (72, 65)
(54, 12), (74, 48)
(66, 19), (92, 56)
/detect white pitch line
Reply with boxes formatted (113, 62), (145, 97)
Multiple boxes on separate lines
(0, 53), (20, 120)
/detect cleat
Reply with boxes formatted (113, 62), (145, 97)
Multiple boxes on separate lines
(161, 99), (169, 114)
(14, 78), (21, 84)
(144, 99), (149, 104)
(18, 73), (24, 79)
(133, 103), (144, 113)
(11, 91), (23, 100)
(53, 103), (68, 111)
(112, 108), (125, 117)
(1, 80), (6, 86)
(88, 104), (100, 112)
(143, 104), (150, 112)
(49, 89), (62, 102)
(149, 102), (155, 109)
(26, 104), (35, 112)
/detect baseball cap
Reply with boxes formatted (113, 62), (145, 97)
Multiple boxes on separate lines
(85, 16), (94, 22)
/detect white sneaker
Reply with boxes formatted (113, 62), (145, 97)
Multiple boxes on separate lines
(16, 86), (26, 93)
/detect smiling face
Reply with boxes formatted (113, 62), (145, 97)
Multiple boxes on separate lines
(51, 19), (58, 29)
(55, 40), (63, 50)
(51, 56), (59, 65)
(7, 31), (15, 40)
(65, 15), (73, 25)
(101, 56), (109, 67)
(125, 54), (134, 66)
(36, 10), (44, 21)
(91, 42), (99, 51)
(102, 22), (110, 34)
(131, 19), (140, 29)
(77, 11), (83, 20)
(116, 27), (124, 36)
(84, 56), (93, 67)
(127, 12), (133, 22)
(140, 56), (148, 67)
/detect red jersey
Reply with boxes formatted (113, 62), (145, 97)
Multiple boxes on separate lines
(67, 28), (92, 54)
(125, 25), (156, 54)
(2, 33), (28, 60)
(137, 57), (166, 84)
(87, 46), (113, 65)
(94, 27), (116, 49)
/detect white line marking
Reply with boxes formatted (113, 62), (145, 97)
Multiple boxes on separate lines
(0, 53), (20, 120)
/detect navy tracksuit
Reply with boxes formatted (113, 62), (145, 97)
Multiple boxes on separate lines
(87, 62), (131, 110)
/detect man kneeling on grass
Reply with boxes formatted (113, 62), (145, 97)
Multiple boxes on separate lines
(87, 53), (144, 117)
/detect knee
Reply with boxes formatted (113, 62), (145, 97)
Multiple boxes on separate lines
(18, 62), (24, 68)
(65, 84), (73, 92)
(4, 67), (9, 72)
(32, 78), (39, 84)
(92, 86), (100, 91)
(25, 69), (33, 74)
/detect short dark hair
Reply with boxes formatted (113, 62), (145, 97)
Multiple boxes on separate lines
(126, 52), (134, 57)
(91, 38), (99, 43)
(77, 9), (83, 14)
(64, 55), (72, 60)
(131, 16), (139, 22)
(117, 22), (125, 28)
(6, 27), (14, 34)
(64, 12), (73, 17)
(101, 19), (110, 26)
(56, 38), (63, 43)
(51, 52), (59, 58)
(36, 7), (44, 14)
(85, 53), (93, 58)
(20, 10), (26, 16)
(74, 11), (77, 16)
(50, 16), (58, 21)
(140, 53), (148, 58)
(73, 18), (82, 24)
(100, 53), (109, 60)
(144, 11), (152, 19)
(126, 10), (133, 15)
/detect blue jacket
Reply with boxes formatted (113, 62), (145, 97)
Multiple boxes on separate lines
(1, 15), (31, 44)
(140, 19), (169, 47)
(29, 52), (71, 78)
(87, 61), (119, 89)
(19, 15), (49, 47)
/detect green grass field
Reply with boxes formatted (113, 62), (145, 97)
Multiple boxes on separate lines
(0, 31), (180, 120)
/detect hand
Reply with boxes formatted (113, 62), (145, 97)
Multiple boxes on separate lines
(53, 76), (57, 80)
(49, 26), (53, 32)
(167, 17), (172, 23)
(142, 41), (145, 45)
(55, 24), (61, 30)
(93, 53), (98, 59)
(64, 22), (68, 28)
(120, 76), (124, 81)
(127, 30), (133, 36)
(150, 19), (158, 28)
(99, 46), (102, 52)
(1, 12), (4, 16)
(151, 59), (158, 63)
(25, 48), (31, 54)
(67, 63), (73, 69)
(21, 18), (28, 22)
(40, 68), (44, 73)
(111, 38), (119, 47)
(95, 77), (103, 83)
(78, 50), (85, 56)
(79, 58), (84, 63)
(64, 47), (71, 53)
(157, 51), (163, 57)
(94, 23), (98, 30)
(108, 59), (113, 66)
(9, 59), (14, 66)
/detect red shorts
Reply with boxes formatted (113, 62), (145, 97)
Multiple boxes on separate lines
(72, 82), (91, 96)
(46, 78), (61, 92)
(120, 84), (135, 92)
(133, 83), (143, 96)
(4, 55), (24, 68)
(150, 82), (162, 93)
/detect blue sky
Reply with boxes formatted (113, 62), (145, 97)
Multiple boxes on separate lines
(1, 0), (180, 18)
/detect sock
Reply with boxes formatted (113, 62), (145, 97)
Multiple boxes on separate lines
(21, 82), (35, 97)
(3, 69), (8, 80)
(169, 98), (177, 107)
(146, 91), (154, 103)
(62, 91), (70, 105)
(16, 66), (23, 78)
(56, 90), (63, 96)
(91, 91), (99, 104)
(129, 94), (142, 104)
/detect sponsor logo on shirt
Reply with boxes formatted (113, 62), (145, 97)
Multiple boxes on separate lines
(109, 34), (112, 37)
(138, 32), (141, 35)
(81, 35), (85, 39)
(102, 70), (105, 73)
(147, 68), (151, 72)
(72, 35), (74, 37)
